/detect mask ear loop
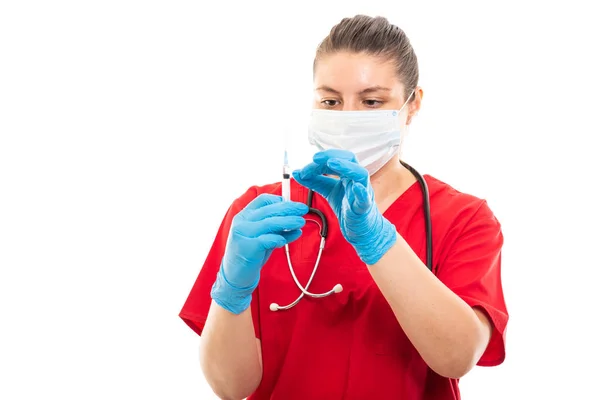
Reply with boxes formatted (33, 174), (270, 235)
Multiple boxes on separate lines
(396, 89), (416, 159)
(399, 89), (416, 113)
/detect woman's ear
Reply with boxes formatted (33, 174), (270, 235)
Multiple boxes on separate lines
(406, 86), (423, 125)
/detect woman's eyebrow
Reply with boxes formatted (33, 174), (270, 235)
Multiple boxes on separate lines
(359, 86), (392, 94)
(315, 85), (392, 94)
(315, 85), (341, 94)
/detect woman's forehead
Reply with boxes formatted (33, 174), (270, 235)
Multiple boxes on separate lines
(313, 52), (403, 93)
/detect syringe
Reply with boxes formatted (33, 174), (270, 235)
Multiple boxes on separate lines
(282, 149), (291, 201)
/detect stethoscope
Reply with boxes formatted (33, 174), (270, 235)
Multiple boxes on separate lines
(269, 160), (433, 312)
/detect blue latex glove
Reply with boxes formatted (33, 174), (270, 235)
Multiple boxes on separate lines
(211, 194), (308, 314)
(292, 149), (397, 265)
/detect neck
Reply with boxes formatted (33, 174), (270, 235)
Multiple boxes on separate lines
(370, 157), (418, 213)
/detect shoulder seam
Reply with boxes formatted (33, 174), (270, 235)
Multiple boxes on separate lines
(451, 199), (488, 240)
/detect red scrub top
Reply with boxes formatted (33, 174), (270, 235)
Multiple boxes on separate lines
(179, 175), (508, 399)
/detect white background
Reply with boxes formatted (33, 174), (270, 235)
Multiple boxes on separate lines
(1, 1), (599, 399)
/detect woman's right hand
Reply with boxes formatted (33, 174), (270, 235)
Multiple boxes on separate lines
(210, 193), (308, 314)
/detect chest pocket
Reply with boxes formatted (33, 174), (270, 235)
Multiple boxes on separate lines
(258, 242), (357, 369)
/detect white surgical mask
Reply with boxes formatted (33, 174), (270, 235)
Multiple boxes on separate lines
(308, 91), (414, 175)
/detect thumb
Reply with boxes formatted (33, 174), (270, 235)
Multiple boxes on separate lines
(348, 181), (372, 215)
(258, 233), (287, 250)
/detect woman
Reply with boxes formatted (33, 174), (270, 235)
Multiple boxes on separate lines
(180, 14), (508, 400)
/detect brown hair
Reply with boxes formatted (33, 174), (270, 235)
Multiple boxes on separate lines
(314, 15), (419, 102)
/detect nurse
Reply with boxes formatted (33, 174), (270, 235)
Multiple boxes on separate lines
(180, 14), (508, 400)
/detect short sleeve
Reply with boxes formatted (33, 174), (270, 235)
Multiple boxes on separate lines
(178, 187), (262, 339)
(436, 200), (508, 366)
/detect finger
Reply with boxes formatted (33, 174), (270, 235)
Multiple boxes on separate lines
(326, 158), (368, 186)
(348, 181), (372, 215)
(247, 200), (308, 221)
(257, 233), (288, 250)
(313, 149), (358, 164)
(292, 170), (336, 198)
(237, 216), (306, 237)
(244, 193), (282, 211)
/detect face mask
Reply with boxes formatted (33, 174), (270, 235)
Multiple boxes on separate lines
(308, 91), (414, 176)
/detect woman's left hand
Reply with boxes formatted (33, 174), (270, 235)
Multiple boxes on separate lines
(293, 149), (397, 265)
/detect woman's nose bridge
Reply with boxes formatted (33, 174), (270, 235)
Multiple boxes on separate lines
(341, 95), (361, 111)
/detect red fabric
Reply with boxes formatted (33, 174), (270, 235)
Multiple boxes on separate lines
(179, 175), (508, 399)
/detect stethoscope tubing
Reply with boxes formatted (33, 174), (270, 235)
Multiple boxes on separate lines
(271, 160), (432, 311)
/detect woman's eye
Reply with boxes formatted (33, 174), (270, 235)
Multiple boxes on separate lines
(321, 100), (339, 107)
(364, 99), (383, 107)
